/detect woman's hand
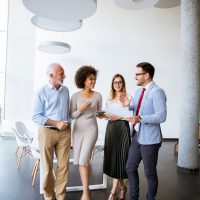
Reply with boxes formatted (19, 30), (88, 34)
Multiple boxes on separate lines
(119, 94), (131, 107)
(106, 114), (121, 121)
(96, 113), (105, 119)
(79, 101), (92, 111)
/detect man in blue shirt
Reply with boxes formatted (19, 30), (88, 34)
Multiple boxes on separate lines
(122, 62), (167, 200)
(32, 63), (71, 200)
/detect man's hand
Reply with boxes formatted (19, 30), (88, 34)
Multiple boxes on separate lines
(119, 94), (131, 107)
(55, 121), (69, 131)
(124, 116), (141, 124)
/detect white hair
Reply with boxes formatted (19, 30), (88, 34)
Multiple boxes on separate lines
(46, 63), (61, 75)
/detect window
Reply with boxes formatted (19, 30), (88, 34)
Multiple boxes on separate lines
(0, 0), (8, 123)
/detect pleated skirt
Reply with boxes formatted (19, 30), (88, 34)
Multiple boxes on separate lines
(103, 120), (131, 179)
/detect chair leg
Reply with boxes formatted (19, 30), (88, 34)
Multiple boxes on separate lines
(52, 168), (56, 180)
(32, 159), (39, 186)
(90, 148), (95, 164)
(17, 148), (24, 169)
(15, 146), (19, 155)
(32, 159), (37, 177)
(26, 147), (32, 156)
(32, 159), (56, 185)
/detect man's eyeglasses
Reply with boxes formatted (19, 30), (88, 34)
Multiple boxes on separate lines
(113, 81), (123, 85)
(135, 73), (146, 76)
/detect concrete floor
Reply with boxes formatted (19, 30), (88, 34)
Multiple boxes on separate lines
(0, 137), (199, 200)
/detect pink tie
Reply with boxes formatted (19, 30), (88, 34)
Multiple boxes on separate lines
(136, 88), (146, 116)
(132, 88), (146, 133)
(132, 88), (146, 137)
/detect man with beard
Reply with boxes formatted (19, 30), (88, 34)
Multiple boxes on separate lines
(122, 62), (167, 200)
(32, 63), (71, 200)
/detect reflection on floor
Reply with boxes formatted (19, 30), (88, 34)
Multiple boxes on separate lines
(0, 138), (200, 200)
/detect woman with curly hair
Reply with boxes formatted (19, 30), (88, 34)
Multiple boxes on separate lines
(70, 65), (102, 200)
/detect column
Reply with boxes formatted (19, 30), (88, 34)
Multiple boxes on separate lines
(177, 0), (200, 173)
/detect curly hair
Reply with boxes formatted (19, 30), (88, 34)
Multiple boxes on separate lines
(75, 65), (98, 89)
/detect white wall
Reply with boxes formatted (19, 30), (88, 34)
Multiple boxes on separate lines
(33, 1), (181, 138)
(5, 0), (35, 120)
(4, 0), (181, 138)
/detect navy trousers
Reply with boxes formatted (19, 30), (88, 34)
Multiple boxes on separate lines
(126, 137), (161, 200)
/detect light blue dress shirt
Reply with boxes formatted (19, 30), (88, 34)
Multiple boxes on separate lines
(32, 82), (71, 126)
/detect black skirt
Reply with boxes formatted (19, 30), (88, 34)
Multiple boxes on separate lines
(103, 120), (131, 179)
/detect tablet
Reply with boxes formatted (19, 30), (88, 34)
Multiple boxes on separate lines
(96, 111), (105, 115)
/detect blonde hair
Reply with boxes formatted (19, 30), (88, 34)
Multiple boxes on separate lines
(109, 74), (126, 100)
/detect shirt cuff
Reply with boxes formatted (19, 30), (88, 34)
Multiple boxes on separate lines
(139, 116), (142, 123)
(41, 117), (48, 126)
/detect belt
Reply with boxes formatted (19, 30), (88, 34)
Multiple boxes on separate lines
(46, 127), (59, 131)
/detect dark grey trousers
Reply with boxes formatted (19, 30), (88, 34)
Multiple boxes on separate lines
(126, 137), (161, 200)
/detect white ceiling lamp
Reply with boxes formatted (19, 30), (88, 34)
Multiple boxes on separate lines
(114, 0), (159, 10)
(23, 0), (97, 20)
(154, 0), (180, 9)
(38, 41), (71, 54)
(31, 15), (82, 32)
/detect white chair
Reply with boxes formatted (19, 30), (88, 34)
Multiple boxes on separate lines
(15, 121), (33, 142)
(31, 148), (56, 186)
(14, 121), (26, 154)
(12, 128), (32, 169)
(90, 137), (104, 164)
(31, 148), (40, 186)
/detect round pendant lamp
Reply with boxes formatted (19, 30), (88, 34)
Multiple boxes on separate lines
(114, 0), (159, 10)
(31, 15), (82, 32)
(23, 0), (97, 20)
(154, 0), (180, 9)
(38, 41), (71, 54)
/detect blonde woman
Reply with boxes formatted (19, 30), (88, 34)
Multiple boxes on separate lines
(103, 74), (132, 200)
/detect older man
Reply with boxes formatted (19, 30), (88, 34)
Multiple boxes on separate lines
(32, 63), (71, 200)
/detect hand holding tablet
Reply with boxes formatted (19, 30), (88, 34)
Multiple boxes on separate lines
(96, 111), (105, 115)
(96, 111), (105, 118)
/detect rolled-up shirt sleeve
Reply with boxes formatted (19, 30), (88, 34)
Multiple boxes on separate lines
(32, 91), (48, 126)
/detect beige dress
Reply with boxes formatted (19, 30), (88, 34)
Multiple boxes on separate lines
(70, 91), (102, 166)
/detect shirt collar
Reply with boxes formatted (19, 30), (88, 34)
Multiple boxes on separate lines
(47, 81), (63, 91)
(144, 81), (154, 91)
(47, 81), (54, 89)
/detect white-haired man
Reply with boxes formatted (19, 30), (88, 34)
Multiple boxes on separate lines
(32, 63), (71, 200)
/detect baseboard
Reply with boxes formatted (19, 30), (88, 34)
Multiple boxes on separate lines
(0, 130), (15, 138)
(163, 138), (178, 142)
